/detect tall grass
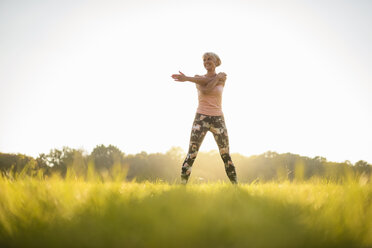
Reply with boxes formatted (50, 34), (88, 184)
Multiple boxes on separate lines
(0, 168), (372, 248)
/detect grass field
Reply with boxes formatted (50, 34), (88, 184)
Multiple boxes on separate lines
(1, 174), (372, 248)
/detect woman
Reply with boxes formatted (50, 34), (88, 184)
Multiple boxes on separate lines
(171, 52), (238, 185)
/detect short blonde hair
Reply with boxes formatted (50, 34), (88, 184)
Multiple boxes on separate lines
(202, 52), (221, 67)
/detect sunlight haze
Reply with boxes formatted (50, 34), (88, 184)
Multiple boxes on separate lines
(0, 0), (371, 164)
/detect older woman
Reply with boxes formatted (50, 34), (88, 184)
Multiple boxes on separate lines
(171, 52), (238, 184)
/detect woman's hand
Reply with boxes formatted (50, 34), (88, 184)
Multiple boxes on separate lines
(171, 71), (187, 82)
(217, 72), (227, 82)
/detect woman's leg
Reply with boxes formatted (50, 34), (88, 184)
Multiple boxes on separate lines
(181, 113), (209, 184)
(210, 115), (238, 184)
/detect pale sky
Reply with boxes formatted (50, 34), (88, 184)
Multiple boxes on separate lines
(0, 0), (371, 164)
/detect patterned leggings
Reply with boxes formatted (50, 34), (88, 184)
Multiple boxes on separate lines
(181, 113), (238, 184)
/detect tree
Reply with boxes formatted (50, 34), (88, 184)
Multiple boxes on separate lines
(89, 144), (125, 172)
(355, 160), (370, 168)
(37, 147), (86, 177)
(0, 153), (38, 177)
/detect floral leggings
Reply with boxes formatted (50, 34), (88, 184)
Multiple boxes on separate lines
(181, 113), (238, 184)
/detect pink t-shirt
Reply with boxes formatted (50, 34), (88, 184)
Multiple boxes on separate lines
(196, 81), (224, 116)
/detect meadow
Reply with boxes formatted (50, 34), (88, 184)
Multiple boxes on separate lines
(0, 172), (372, 248)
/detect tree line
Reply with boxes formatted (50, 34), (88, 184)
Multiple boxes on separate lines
(0, 145), (371, 183)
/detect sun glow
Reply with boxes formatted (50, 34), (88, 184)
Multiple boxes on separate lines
(0, 0), (371, 163)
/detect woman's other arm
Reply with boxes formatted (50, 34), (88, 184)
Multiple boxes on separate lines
(199, 72), (227, 93)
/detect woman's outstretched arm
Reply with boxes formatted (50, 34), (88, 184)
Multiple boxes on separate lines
(171, 71), (213, 86)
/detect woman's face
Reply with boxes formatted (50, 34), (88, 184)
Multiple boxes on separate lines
(203, 56), (217, 71)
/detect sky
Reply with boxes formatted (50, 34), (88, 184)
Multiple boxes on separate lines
(0, 0), (371, 164)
